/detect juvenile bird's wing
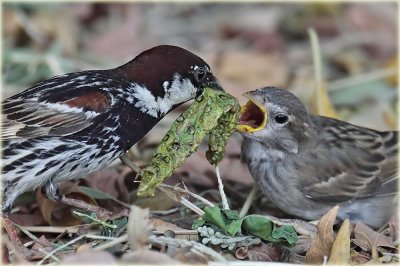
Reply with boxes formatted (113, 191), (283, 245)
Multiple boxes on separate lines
(298, 116), (398, 203)
(1, 72), (116, 140)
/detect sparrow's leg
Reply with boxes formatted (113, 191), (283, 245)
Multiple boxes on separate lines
(42, 180), (62, 201)
(120, 153), (141, 173)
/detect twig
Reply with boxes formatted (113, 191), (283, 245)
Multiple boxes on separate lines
(93, 229), (198, 252)
(261, 214), (317, 237)
(21, 226), (81, 234)
(37, 235), (117, 265)
(37, 248), (60, 263)
(239, 185), (257, 218)
(159, 184), (214, 207)
(181, 198), (205, 216)
(215, 166), (229, 210)
(92, 234), (128, 251)
(151, 207), (180, 215)
(148, 235), (227, 263)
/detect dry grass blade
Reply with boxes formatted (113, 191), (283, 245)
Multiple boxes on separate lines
(239, 185), (257, 218)
(308, 28), (339, 119)
(158, 185), (205, 216)
(158, 184), (214, 207)
(127, 205), (153, 251)
(148, 235), (228, 263)
(328, 219), (350, 265)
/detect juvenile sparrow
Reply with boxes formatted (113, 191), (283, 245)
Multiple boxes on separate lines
(238, 87), (398, 229)
(2, 45), (222, 213)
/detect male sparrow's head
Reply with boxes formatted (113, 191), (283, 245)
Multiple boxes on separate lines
(237, 87), (315, 154)
(116, 45), (222, 102)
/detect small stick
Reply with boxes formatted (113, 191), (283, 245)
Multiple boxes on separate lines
(239, 185), (257, 218)
(148, 235), (227, 262)
(21, 226), (81, 234)
(37, 235), (117, 265)
(180, 198), (205, 216)
(215, 166), (229, 210)
(159, 184), (214, 207)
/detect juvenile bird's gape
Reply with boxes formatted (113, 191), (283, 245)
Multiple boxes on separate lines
(238, 87), (398, 229)
(1, 45), (223, 259)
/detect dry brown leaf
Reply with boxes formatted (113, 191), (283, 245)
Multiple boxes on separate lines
(350, 249), (371, 264)
(353, 222), (396, 251)
(85, 167), (131, 209)
(305, 205), (339, 263)
(150, 218), (187, 233)
(10, 208), (46, 227)
(236, 243), (304, 263)
(121, 249), (181, 264)
(171, 246), (208, 264)
(328, 219), (350, 265)
(127, 205), (153, 251)
(236, 244), (283, 261)
(31, 235), (52, 253)
(61, 250), (117, 264)
(36, 182), (97, 226)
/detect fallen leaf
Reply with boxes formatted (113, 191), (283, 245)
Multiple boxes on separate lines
(328, 219), (350, 265)
(61, 250), (117, 264)
(306, 205), (339, 263)
(10, 208), (46, 227)
(350, 249), (371, 264)
(84, 167), (131, 210)
(36, 182), (97, 226)
(235, 243), (304, 263)
(171, 246), (208, 264)
(127, 205), (153, 251)
(121, 249), (181, 264)
(31, 235), (52, 253)
(353, 222), (396, 251)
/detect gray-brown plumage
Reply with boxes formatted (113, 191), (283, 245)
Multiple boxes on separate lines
(238, 87), (398, 228)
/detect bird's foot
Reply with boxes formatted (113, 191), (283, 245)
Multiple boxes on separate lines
(42, 180), (62, 201)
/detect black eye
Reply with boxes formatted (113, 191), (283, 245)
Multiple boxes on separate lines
(194, 68), (207, 82)
(274, 114), (289, 124)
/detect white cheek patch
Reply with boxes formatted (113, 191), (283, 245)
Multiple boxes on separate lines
(132, 74), (197, 118)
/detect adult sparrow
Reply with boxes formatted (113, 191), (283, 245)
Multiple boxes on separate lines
(238, 87), (398, 228)
(2, 45), (222, 213)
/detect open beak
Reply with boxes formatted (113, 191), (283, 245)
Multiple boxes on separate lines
(237, 93), (267, 133)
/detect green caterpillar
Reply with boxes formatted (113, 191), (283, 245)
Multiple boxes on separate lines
(137, 88), (240, 197)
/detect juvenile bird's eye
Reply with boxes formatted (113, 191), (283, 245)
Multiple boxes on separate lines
(194, 67), (207, 82)
(274, 114), (289, 124)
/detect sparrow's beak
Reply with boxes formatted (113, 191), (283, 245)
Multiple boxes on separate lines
(237, 93), (267, 133)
